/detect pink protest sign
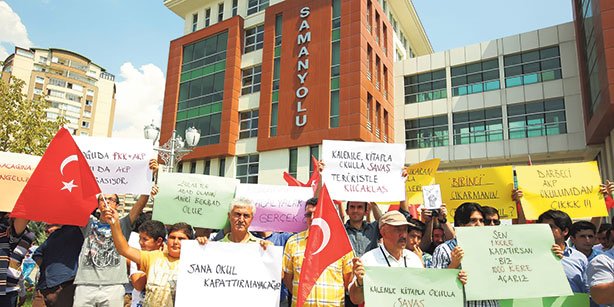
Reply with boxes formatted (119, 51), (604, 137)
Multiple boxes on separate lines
(234, 183), (314, 232)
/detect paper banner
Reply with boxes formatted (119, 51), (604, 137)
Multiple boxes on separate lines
(364, 266), (464, 306)
(234, 183), (312, 232)
(0, 152), (41, 212)
(435, 166), (516, 219)
(499, 293), (589, 307)
(153, 172), (238, 229)
(321, 140), (405, 202)
(405, 158), (440, 204)
(74, 136), (154, 194)
(175, 241), (282, 307)
(456, 224), (572, 301)
(515, 161), (606, 220)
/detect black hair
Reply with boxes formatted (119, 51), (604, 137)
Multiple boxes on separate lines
(138, 220), (167, 241)
(570, 221), (596, 237)
(133, 211), (153, 232)
(453, 202), (484, 226)
(346, 201), (367, 212)
(306, 197), (318, 207)
(537, 210), (572, 239)
(408, 219), (426, 235)
(169, 222), (195, 239)
(597, 223), (612, 234)
(482, 206), (500, 218)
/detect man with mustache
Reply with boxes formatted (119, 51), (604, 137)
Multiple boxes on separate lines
(348, 210), (423, 305)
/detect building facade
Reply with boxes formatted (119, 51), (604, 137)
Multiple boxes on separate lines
(162, 0), (431, 183)
(1, 47), (116, 137)
(572, 0), (614, 182)
(394, 23), (599, 171)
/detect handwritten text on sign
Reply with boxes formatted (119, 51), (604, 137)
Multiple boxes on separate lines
(235, 184), (312, 232)
(153, 173), (238, 229)
(435, 166), (515, 219)
(456, 224), (572, 301)
(405, 158), (440, 205)
(364, 266), (463, 307)
(175, 241), (282, 307)
(0, 152), (41, 212)
(74, 136), (154, 194)
(322, 140), (405, 202)
(515, 161), (606, 220)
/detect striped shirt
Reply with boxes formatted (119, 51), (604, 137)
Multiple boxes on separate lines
(432, 238), (499, 307)
(0, 218), (34, 295)
(283, 230), (353, 307)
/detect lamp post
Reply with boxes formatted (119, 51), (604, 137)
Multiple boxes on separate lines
(144, 122), (200, 172)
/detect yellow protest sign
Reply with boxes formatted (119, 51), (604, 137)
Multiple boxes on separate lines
(0, 152), (40, 212)
(435, 166), (516, 219)
(515, 161), (606, 220)
(405, 158), (440, 205)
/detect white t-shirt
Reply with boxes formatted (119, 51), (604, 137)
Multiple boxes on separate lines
(361, 244), (423, 268)
(128, 232), (145, 307)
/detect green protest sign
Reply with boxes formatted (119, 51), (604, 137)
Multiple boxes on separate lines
(152, 172), (238, 228)
(456, 224), (572, 301)
(364, 266), (464, 306)
(500, 293), (589, 307)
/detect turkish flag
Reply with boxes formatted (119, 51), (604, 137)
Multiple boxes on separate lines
(296, 185), (352, 307)
(283, 155), (320, 192)
(11, 128), (100, 226)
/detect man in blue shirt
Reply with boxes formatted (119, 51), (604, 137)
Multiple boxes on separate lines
(570, 221), (603, 262)
(538, 210), (588, 293)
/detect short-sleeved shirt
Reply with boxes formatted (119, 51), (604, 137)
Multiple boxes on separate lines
(561, 244), (589, 293)
(587, 249), (613, 307)
(432, 238), (499, 307)
(360, 244), (423, 268)
(33, 225), (83, 290)
(139, 250), (179, 307)
(283, 230), (353, 307)
(221, 232), (261, 243)
(345, 221), (380, 257)
(74, 215), (132, 285)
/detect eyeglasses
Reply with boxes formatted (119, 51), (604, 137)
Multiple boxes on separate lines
(98, 197), (118, 203)
(484, 219), (501, 225)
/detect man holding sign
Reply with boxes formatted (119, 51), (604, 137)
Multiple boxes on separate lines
(221, 198), (270, 250)
(348, 210), (423, 305)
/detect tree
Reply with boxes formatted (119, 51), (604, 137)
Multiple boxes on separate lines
(0, 77), (67, 155)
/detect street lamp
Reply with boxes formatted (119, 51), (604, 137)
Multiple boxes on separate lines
(144, 122), (201, 172)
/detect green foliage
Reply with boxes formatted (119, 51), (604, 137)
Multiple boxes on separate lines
(28, 221), (48, 245)
(0, 77), (68, 155)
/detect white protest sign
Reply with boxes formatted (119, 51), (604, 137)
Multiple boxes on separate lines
(321, 140), (405, 202)
(75, 136), (154, 194)
(422, 184), (442, 209)
(235, 183), (313, 232)
(175, 241), (282, 307)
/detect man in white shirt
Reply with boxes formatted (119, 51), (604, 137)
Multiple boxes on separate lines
(348, 211), (423, 305)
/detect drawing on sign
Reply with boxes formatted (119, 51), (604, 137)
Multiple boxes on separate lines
(422, 184), (442, 209)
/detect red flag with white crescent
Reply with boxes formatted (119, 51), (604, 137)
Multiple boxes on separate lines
(283, 155), (320, 193)
(11, 127), (101, 226)
(296, 185), (352, 307)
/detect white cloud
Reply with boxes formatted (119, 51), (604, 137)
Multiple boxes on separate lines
(113, 62), (165, 139)
(0, 1), (32, 60)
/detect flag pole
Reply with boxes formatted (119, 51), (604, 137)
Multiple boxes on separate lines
(100, 194), (115, 224)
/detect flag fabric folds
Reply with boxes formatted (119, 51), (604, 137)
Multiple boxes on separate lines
(296, 185), (352, 307)
(11, 128), (100, 226)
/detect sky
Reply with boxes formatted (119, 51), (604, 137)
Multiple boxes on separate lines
(0, 0), (573, 138)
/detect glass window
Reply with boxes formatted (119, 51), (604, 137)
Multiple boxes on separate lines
(504, 46), (562, 88)
(219, 158), (225, 177)
(405, 115), (449, 149)
(241, 65), (262, 95)
(244, 25), (265, 53)
(451, 58), (500, 96)
(192, 13), (198, 32)
(232, 0), (238, 16)
(204, 160), (211, 175)
(236, 154), (259, 183)
(404, 69), (447, 104)
(247, 0), (269, 15)
(452, 107), (503, 144)
(205, 8), (211, 27)
(289, 148), (298, 178)
(239, 109), (258, 139)
(507, 98), (567, 139)
(218, 3), (224, 22)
